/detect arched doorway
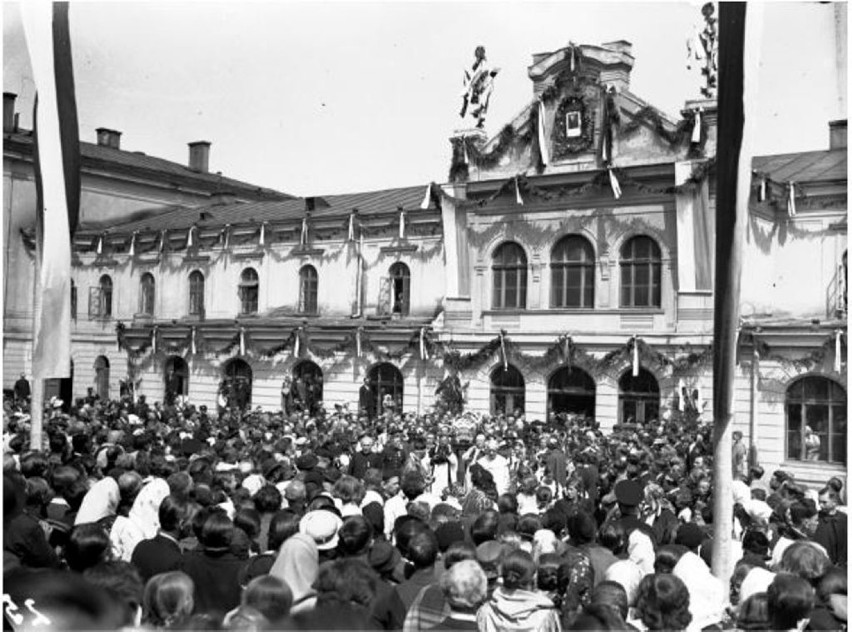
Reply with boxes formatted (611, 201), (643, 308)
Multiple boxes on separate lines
(548, 366), (596, 419)
(618, 368), (660, 424)
(368, 363), (404, 417)
(221, 359), (252, 411)
(291, 361), (323, 415)
(165, 356), (190, 405)
(94, 356), (110, 400)
(490, 365), (525, 416)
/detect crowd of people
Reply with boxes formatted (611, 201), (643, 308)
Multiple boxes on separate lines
(3, 387), (848, 631)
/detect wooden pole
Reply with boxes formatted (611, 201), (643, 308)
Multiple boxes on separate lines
(711, 2), (761, 583)
(30, 198), (44, 451)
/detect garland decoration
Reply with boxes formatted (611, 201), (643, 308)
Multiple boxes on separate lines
(752, 333), (847, 374)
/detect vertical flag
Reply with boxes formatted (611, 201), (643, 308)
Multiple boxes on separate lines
(191, 327), (197, 355)
(758, 176), (766, 202)
(399, 209), (406, 239)
(258, 223), (265, 247)
(419, 183), (432, 210)
(348, 211), (355, 242)
(691, 108), (703, 144)
(239, 327), (246, 356)
(632, 336), (640, 377)
(223, 224), (231, 249)
(608, 168), (622, 199)
(537, 98), (549, 166)
(96, 234), (103, 255)
(462, 136), (470, 165)
(300, 216), (309, 246)
(419, 328), (428, 360)
(355, 327), (362, 357)
(151, 327), (158, 354)
(128, 232), (136, 256)
(293, 328), (300, 358)
(514, 176), (524, 205)
(835, 330), (842, 373)
(186, 226), (194, 249)
(499, 331), (508, 370)
(787, 181), (797, 217)
(23, 0), (80, 385)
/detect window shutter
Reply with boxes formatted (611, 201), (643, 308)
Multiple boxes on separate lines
(88, 287), (102, 320)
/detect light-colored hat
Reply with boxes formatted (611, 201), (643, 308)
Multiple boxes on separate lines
(299, 509), (343, 551)
(739, 567), (776, 603)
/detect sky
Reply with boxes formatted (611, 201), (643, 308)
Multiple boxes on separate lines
(3, 1), (846, 197)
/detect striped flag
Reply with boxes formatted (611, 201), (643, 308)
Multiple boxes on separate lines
(23, 0), (80, 382)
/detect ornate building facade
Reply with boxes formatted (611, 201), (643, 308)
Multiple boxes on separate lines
(4, 41), (846, 486)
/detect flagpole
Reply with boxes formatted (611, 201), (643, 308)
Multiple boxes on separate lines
(711, 1), (761, 584)
(30, 218), (45, 450)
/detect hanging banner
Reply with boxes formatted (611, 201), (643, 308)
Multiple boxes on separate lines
(159, 230), (167, 253)
(419, 183), (432, 210)
(691, 108), (702, 144)
(758, 176), (766, 202)
(356, 328), (362, 357)
(608, 168), (622, 199)
(294, 328), (301, 358)
(128, 232), (136, 257)
(420, 328), (428, 360)
(258, 223), (265, 247)
(223, 224), (230, 250)
(191, 327), (197, 355)
(348, 212), (355, 242)
(300, 217), (309, 246)
(499, 331), (508, 370)
(836, 330), (843, 373)
(239, 328), (246, 356)
(787, 181), (797, 217)
(187, 226), (194, 249)
(96, 234), (103, 255)
(399, 209), (406, 239)
(462, 136), (470, 165)
(632, 335), (640, 377)
(151, 326), (158, 354)
(537, 98), (549, 166)
(514, 176), (524, 205)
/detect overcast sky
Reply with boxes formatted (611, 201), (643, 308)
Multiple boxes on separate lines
(3, 1), (846, 196)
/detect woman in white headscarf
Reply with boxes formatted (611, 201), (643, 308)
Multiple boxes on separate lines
(270, 533), (319, 615)
(129, 478), (170, 540)
(75, 477), (119, 526)
(673, 551), (727, 632)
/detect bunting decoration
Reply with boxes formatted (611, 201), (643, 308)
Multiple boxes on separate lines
(419, 183), (432, 210)
(691, 108), (702, 144)
(499, 330), (508, 370)
(258, 223), (265, 247)
(128, 232), (136, 257)
(514, 176), (524, 205)
(239, 327), (246, 356)
(608, 168), (622, 200)
(632, 335), (640, 376)
(787, 181), (797, 217)
(420, 327), (428, 360)
(537, 98), (549, 167)
(399, 209), (406, 239)
(836, 330), (843, 373)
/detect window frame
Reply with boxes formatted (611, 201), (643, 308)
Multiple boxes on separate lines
(139, 272), (155, 316)
(492, 242), (528, 310)
(389, 262), (411, 316)
(618, 368), (660, 424)
(299, 265), (319, 315)
(619, 236), (662, 308)
(785, 376), (847, 465)
(551, 235), (595, 308)
(188, 270), (205, 317)
(490, 364), (526, 416)
(239, 268), (259, 315)
(368, 363), (404, 417)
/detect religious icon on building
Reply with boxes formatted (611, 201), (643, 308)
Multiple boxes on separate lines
(460, 46), (500, 129)
(565, 111), (582, 138)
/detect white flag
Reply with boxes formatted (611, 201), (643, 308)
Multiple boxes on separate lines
(399, 210), (406, 239)
(632, 336), (640, 377)
(514, 177), (524, 205)
(128, 232), (136, 257)
(300, 217), (308, 246)
(609, 168), (622, 199)
(787, 181), (797, 217)
(348, 213), (355, 242)
(419, 184), (431, 210)
(259, 223), (265, 247)
(537, 99), (549, 166)
(691, 109), (702, 144)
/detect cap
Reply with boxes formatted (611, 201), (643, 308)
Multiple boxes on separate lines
(475, 541), (505, 579)
(614, 480), (643, 507)
(435, 522), (465, 552)
(299, 510), (343, 551)
(296, 454), (318, 470)
(261, 459), (285, 481)
(368, 540), (400, 576)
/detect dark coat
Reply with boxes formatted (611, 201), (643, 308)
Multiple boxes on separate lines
(814, 511), (847, 566)
(130, 533), (183, 582)
(359, 385), (375, 417)
(350, 451), (384, 480)
(180, 548), (244, 617)
(3, 511), (60, 570)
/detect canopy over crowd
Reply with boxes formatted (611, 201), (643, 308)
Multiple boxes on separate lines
(3, 385), (847, 631)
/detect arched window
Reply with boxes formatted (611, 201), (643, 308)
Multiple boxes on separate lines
(239, 268), (259, 315)
(618, 368), (660, 424)
(221, 359), (253, 411)
(620, 236), (662, 308)
(786, 377), (846, 464)
(97, 274), (113, 318)
(492, 242), (527, 309)
(189, 270), (205, 317)
(289, 361), (323, 415)
(367, 363), (404, 417)
(551, 236), (595, 308)
(490, 365), (525, 416)
(548, 366), (596, 419)
(299, 265), (318, 314)
(139, 273), (155, 316)
(389, 262), (411, 316)
(94, 355), (110, 400)
(164, 356), (189, 405)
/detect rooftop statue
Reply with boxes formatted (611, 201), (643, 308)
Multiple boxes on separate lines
(686, 2), (719, 99)
(460, 46), (500, 129)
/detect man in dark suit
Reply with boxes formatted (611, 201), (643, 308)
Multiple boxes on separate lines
(130, 495), (187, 582)
(359, 377), (375, 420)
(349, 434), (383, 480)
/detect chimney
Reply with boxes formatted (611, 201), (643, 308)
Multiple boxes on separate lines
(96, 128), (122, 149)
(3, 93), (16, 133)
(188, 141), (211, 172)
(829, 119), (847, 149)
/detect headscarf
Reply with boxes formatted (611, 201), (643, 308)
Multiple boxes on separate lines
(269, 533), (319, 613)
(74, 477), (119, 525)
(129, 478), (170, 539)
(672, 551), (727, 632)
